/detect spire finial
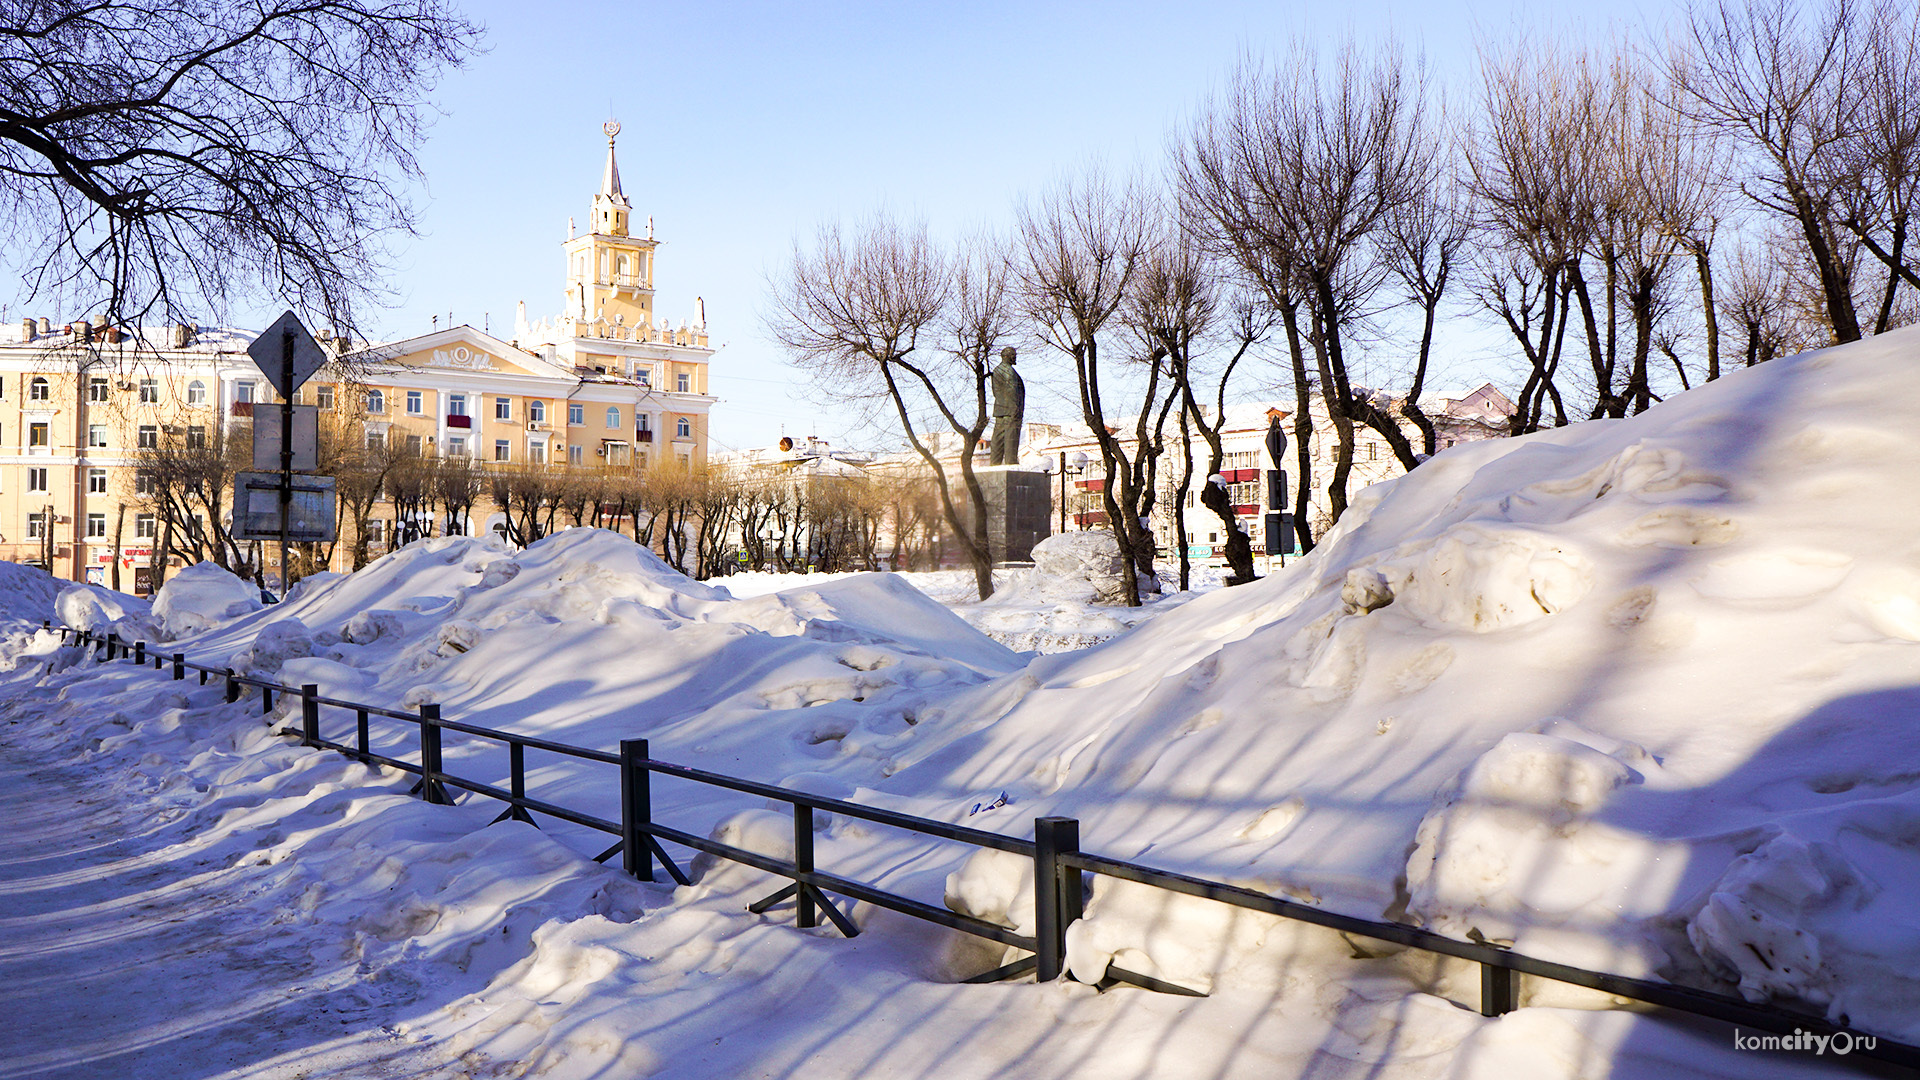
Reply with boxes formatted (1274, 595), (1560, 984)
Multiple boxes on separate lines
(603, 118), (621, 144)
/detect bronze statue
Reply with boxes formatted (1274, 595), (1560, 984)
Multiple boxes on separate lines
(989, 346), (1024, 465)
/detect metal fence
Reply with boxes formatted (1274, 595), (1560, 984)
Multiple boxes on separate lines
(48, 622), (1920, 1072)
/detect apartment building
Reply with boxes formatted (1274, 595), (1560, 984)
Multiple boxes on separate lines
(0, 125), (716, 592)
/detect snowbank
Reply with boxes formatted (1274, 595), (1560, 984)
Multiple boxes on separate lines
(888, 329), (1920, 1040)
(150, 560), (263, 637)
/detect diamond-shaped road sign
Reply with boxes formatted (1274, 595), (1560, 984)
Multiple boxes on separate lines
(246, 310), (329, 399)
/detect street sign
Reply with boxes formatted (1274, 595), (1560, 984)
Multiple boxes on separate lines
(234, 473), (337, 542)
(246, 310), (329, 399)
(1187, 544), (1213, 558)
(252, 405), (319, 471)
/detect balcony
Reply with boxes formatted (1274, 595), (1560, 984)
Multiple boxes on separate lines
(635, 429), (652, 443)
(230, 401), (253, 417)
(446, 414), (471, 429)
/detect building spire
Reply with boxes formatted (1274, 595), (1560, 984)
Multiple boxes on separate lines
(600, 119), (627, 203)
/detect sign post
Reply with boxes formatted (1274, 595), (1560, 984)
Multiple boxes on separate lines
(246, 312), (330, 597)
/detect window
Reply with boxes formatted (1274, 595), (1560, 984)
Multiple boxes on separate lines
(365, 389), (384, 413)
(137, 424), (158, 449)
(406, 390), (423, 414)
(495, 397), (511, 420)
(29, 376), (49, 401)
(187, 380), (206, 405)
(87, 468), (106, 494)
(568, 402), (584, 425)
(447, 435), (466, 456)
(676, 417), (692, 438)
(86, 513), (106, 538)
(88, 425), (107, 448)
(88, 376), (109, 401)
(27, 513), (45, 539)
(677, 371), (691, 393)
(366, 431), (385, 452)
(134, 469), (155, 495)
(605, 406), (620, 428)
(635, 367), (650, 389)
(186, 425), (206, 449)
(637, 413), (651, 435)
(637, 450), (649, 472)
(494, 439), (510, 461)
(27, 468), (47, 492)
(405, 434), (423, 455)
(606, 442), (631, 466)
(568, 444), (582, 466)
(366, 518), (387, 544)
(529, 400), (546, 424)
(139, 378), (159, 404)
(235, 380), (256, 403)
(529, 440), (546, 465)
(29, 422), (48, 447)
(1367, 443), (1379, 461)
(135, 514), (156, 539)
(316, 384), (335, 410)
(448, 393), (467, 416)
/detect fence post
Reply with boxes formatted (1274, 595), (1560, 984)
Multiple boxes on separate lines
(418, 704), (448, 804)
(795, 804), (817, 929)
(134, 640), (145, 665)
(261, 685), (273, 714)
(172, 653), (185, 680)
(1481, 962), (1517, 1016)
(301, 684), (320, 746)
(223, 668), (238, 703)
(356, 708), (370, 761)
(1033, 816), (1081, 982)
(620, 738), (654, 882)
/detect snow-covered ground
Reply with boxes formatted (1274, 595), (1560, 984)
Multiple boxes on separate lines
(718, 562), (1223, 654)
(5, 328), (1920, 1077)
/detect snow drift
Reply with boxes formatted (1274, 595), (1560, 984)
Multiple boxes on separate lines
(900, 329), (1920, 1039)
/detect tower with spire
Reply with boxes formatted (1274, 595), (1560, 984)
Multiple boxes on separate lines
(560, 119), (662, 333)
(513, 120), (715, 475)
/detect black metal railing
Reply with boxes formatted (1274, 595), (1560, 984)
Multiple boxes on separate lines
(43, 621), (1920, 1072)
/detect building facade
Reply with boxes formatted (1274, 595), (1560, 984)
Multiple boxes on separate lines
(0, 125), (716, 592)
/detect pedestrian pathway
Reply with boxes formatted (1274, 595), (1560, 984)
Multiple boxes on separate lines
(0, 721), (447, 1080)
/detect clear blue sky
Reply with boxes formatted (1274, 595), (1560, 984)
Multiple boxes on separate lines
(22, 0), (1667, 454)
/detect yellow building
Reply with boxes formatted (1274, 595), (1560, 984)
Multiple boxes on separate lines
(0, 124), (717, 592)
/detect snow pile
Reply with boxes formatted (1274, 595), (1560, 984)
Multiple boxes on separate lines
(0, 560), (63, 627)
(150, 560), (263, 637)
(955, 531), (1193, 653)
(54, 581), (157, 640)
(895, 329), (1920, 1039)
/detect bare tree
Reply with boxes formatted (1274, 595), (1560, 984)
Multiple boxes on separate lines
(0, 0), (479, 336)
(1672, 0), (1865, 343)
(771, 215), (1012, 600)
(1179, 43), (1430, 541)
(1016, 169), (1165, 605)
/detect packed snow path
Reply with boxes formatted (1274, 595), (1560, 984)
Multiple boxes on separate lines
(0, 720), (446, 1079)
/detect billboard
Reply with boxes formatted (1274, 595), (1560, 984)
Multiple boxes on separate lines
(234, 473), (337, 542)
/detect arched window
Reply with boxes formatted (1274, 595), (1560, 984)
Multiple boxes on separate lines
(366, 389), (384, 413)
(616, 254), (629, 279)
(28, 376), (48, 401)
(676, 417), (691, 438)
(606, 406), (621, 428)
(186, 379), (206, 405)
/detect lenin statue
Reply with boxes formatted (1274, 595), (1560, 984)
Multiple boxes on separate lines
(989, 346), (1024, 466)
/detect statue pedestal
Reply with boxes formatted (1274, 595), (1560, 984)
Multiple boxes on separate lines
(967, 467), (1053, 564)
